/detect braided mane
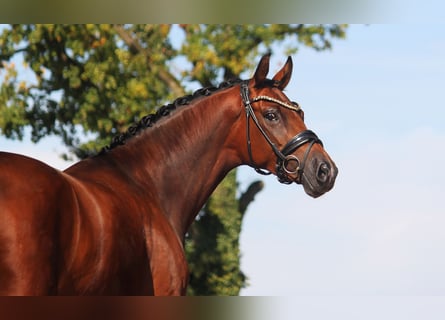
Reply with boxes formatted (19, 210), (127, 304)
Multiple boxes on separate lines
(99, 78), (242, 154)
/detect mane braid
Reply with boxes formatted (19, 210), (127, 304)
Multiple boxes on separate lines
(99, 78), (242, 155)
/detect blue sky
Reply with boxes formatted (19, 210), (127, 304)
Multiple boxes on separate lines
(237, 24), (445, 296)
(1, 25), (445, 302)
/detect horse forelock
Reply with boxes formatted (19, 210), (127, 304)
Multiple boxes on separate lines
(254, 78), (281, 89)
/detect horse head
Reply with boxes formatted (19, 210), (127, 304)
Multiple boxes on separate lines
(241, 54), (338, 198)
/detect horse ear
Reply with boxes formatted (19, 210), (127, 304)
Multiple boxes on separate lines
(272, 56), (293, 90)
(252, 54), (271, 87)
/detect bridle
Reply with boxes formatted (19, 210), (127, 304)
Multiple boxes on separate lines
(240, 81), (323, 185)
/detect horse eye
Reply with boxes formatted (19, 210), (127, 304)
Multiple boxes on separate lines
(264, 111), (279, 122)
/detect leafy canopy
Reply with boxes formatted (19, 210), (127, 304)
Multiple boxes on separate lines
(0, 24), (347, 158)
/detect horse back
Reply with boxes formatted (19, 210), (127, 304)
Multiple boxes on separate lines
(0, 152), (71, 294)
(0, 152), (67, 209)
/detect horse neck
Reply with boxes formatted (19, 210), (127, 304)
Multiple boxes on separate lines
(108, 86), (244, 239)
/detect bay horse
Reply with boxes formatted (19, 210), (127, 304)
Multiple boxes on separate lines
(0, 54), (337, 295)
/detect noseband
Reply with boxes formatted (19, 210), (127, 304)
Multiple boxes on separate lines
(240, 81), (323, 184)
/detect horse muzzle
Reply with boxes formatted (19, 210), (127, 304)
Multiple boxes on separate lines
(276, 130), (338, 198)
(300, 157), (338, 198)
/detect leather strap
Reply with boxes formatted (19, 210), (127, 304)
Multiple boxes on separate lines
(240, 81), (323, 184)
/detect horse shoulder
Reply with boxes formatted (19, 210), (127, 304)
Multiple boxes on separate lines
(56, 170), (156, 294)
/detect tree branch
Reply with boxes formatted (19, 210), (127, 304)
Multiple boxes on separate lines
(113, 24), (185, 97)
(0, 47), (28, 62)
(238, 180), (264, 215)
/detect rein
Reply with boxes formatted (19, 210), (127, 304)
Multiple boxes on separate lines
(240, 81), (323, 184)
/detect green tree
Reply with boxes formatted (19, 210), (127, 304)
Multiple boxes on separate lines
(0, 24), (347, 295)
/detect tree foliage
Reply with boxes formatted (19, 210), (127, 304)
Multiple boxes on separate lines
(1, 24), (178, 155)
(0, 24), (347, 295)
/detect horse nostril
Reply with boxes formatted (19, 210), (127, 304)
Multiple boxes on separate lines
(316, 162), (330, 183)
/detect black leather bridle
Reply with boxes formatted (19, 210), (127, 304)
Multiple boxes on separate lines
(240, 81), (323, 184)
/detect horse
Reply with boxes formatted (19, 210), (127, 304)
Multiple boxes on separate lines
(0, 54), (337, 295)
